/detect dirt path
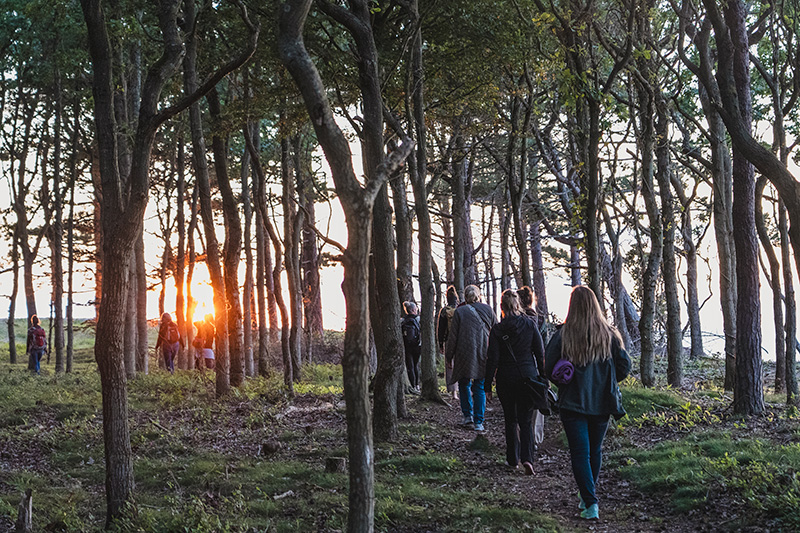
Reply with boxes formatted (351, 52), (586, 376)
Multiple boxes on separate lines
(404, 395), (712, 533)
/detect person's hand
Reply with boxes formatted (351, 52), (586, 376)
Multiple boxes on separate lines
(486, 386), (493, 402)
(446, 360), (453, 370)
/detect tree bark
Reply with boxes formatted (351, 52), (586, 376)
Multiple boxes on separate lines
(175, 133), (188, 370)
(704, 0), (764, 415)
(780, 203), (798, 403)
(135, 233), (148, 374)
(8, 228), (19, 365)
(241, 123), (255, 378)
(51, 79), (65, 373)
(184, 5), (231, 396)
(389, 164), (415, 304)
(655, 94), (682, 388)
(279, 1), (413, 528)
(208, 87), (243, 388)
(286, 134), (305, 381)
(635, 66), (661, 388)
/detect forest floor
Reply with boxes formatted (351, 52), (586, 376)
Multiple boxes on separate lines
(1, 346), (799, 532)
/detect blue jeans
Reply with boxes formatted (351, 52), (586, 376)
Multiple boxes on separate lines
(458, 378), (485, 424)
(162, 342), (179, 373)
(29, 349), (44, 373)
(560, 410), (610, 507)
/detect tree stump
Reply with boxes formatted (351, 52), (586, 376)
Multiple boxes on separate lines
(259, 440), (282, 456)
(15, 489), (32, 533)
(325, 457), (347, 473)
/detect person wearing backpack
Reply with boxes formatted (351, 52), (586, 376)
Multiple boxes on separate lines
(401, 301), (422, 394)
(26, 315), (48, 374)
(437, 286), (459, 399)
(155, 313), (183, 374)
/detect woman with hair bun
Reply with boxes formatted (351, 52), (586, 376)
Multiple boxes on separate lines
(484, 289), (545, 474)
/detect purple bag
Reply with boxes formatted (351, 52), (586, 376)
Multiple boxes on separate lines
(551, 358), (575, 385)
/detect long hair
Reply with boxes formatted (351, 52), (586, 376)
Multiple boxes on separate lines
(446, 285), (459, 307)
(561, 286), (623, 366)
(500, 289), (522, 319)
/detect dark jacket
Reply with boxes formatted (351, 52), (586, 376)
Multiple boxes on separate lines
(445, 301), (496, 385)
(401, 315), (421, 354)
(200, 321), (216, 349)
(485, 314), (545, 385)
(155, 321), (184, 349)
(544, 329), (631, 419)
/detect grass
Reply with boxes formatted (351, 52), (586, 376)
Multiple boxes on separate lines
(609, 380), (800, 530)
(0, 345), (559, 533)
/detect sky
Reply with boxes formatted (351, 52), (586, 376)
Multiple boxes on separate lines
(1, 117), (798, 362)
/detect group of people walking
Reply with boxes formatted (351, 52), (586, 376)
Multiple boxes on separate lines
(154, 312), (216, 372)
(403, 283), (631, 521)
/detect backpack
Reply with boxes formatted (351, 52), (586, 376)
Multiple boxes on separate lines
(32, 326), (46, 349)
(166, 322), (180, 344)
(402, 317), (421, 348)
(443, 306), (455, 327)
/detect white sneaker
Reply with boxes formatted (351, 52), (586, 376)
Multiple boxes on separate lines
(474, 423), (485, 432)
(460, 415), (474, 426)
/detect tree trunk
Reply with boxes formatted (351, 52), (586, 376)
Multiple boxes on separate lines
(8, 228), (19, 364)
(451, 133), (468, 297)
(184, 10), (230, 396)
(529, 222), (548, 317)
(135, 233), (148, 374)
(636, 68), (661, 388)
(698, 83), (737, 390)
(720, 0), (764, 416)
(755, 176), (785, 392)
(249, 124), (271, 377)
(670, 171), (704, 359)
(124, 258), (137, 379)
(370, 186), (406, 442)
(301, 168), (324, 338)
(389, 163), (414, 304)
(208, 88), (243, 388)
(499, 201), (511, 291)
(279, 1), (414, 527)
(286, 134), (304, 381)
(655, 95), (682, 388)
(185, 185), (199, 369)
(248, 133), (294, 391)
(440, 195), (454, 284)
(175, 134), (188, 370)
(241, 124), (255, 378)
(407, 12), (442, 403)
(780, 203), (798, 404)
(51, 81), (65, 373)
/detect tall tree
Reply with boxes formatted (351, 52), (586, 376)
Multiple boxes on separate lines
(80, 0), (256, 522)
(279, 0), (413, 529)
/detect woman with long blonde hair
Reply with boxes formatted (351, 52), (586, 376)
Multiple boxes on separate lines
(545, 286), (631, 520)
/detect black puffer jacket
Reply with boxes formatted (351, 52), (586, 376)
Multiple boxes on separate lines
(485, 314), (545, 385)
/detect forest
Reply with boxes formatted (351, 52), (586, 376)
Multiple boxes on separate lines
(2, 0), (800, 531)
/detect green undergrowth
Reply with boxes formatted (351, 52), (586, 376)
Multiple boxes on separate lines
(615, 431), (800, 529)
(611, 381), (800, 530)
(0, 359), (557, 532)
